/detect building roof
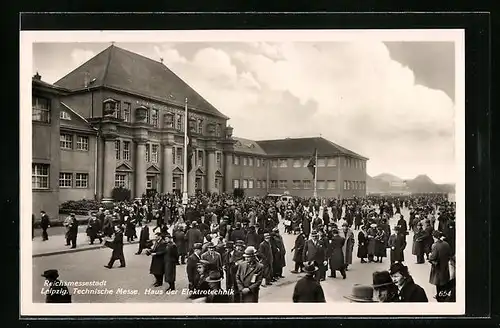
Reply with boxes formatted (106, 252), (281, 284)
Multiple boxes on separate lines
(255, 137), (368, 160)
(233, 137), (267, 155)
(54, 45), (229, 119)
(59, 102), (97, 133)
(32, 76), (70, 94)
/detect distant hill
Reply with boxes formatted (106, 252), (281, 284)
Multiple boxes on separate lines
(367, 173), (455, 195)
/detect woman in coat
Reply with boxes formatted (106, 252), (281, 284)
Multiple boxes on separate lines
(340, 222), (355, 270)
(423, 220), (434, 260)
(357, 226), (368, 263)
(173, 227), (187, 265)
(374, 225), (387, 263)
(291, 230), (306, 273)
(412, 222), (427, 263)
(367, 223), (378, 262)
(388, 226), (406, 264)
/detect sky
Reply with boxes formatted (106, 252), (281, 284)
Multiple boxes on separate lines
(32, 41), (457, 184)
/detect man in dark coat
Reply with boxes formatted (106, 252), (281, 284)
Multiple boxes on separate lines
(186, 243), (203, 290)
(396, 215), (408, 236)
(67, 214), (79, 249)
(236, 246), (264, 303)
(146, 232), (167, 286)
(163, 232), (179, 291)
(39, 211), (51, 241)
(388, 226), (407, 264)
(186, 222), (203, 255)
(372, 271), (399, 302)
(173, 226), (187, 264)
(41, 269), (71, 303)
(292, 262), (326, 303)
(291, 229), (306, 273)
(357, 226), (368, 263)
(201, 271), (232, 303)
(257, 233), (274, 286)
(245, 225), (262, 248)
(104, 225), (126, 268)
(389, 263), (428, 302)
(327, 228), (346, 279)
(227, 240), (245, 302)
(201, 242), (223, 276)
(302, 230), (327, 282)
(271, 228), (286, 280)
(230, 222), (246, 243)
(135, 222), (150, 255)
(428, 230), (452, 298)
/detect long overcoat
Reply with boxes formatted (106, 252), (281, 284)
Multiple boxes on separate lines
(163, 242), (179, 283)
(173, 229), (187, 256)
(357, 231), (368, 258)
(388, 233), (406, 263)
(236, 261), (264, 303)
(292, 233), (306, 263)
(292, 275), (326, 303)
(340, 229), (355, 265)
(428, 240), (452, 286)
(326, 234), (345, 270)
(149, 240), (167, 276)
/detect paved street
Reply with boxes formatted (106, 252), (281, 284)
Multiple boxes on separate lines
(32, 208), (436, 303)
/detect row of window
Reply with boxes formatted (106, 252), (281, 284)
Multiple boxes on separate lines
(59, 172), (89, 188)
(344, 181), (366, 190)
(60, 134), (90, 151)
(233, 179), (265, 189)
(233, 156), (266, 167)
(231, 156), (365, 170)
(115, 174), (223, 191)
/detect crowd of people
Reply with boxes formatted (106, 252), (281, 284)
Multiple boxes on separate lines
(38, 192), (456, 304)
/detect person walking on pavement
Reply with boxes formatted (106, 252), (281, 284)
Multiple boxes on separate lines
(291, 228), (306, 273)
(163, 232), (179, 291)
(186, 243), (203, 290)
(388, 226), (406, 265)
(135, 219), (151, 255)
(389, 262), (428, 302)
(104, 225), (126, 269)
(39, 211), (51, 241)
(67, 213), (79, 249)
(303, 230), (327, 282)
(257, 233), (274, 286)
(86, 212), (102, 245)
(340, 222), (355, 271)
(236, 246), (264, 303)
(292, 262), (326, 303)
(146, 232), (167, 287)
(327, 228), (347, 279)
(41, 269), (71, 303)
(428, 230), (452, 300)
(63, 214), (72, 246)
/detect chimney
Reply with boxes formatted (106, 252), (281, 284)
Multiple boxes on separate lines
(84, 72), (90, 88)
(33, 72), (41, 80)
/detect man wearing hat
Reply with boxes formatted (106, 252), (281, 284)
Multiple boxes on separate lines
(412, 221), (427, 264)
(372, 271), (398, 302)
(388, 226), (407, 265)
(292, 262), (326, 303)
(326, 228), (347, 279)
(146, 231), (168, 287)
(302, 230), (327, 282)
(189, 259), (210, 300)
(343, 284), (375, 303)
(186, 243), (203, 290)
(291, 228), (306, 274)
(104, 225), (126, 269)
(428, 230), (452, 299)
(257, 233), (274, 286)
(225, 240), (246, 302)
(186, 222), (203, 255)
(41, 269), (72, 303)
(271, 227), (286, 281)
(39, 210), (51, 241)
(236, 246), (264, 303)
(163, 232), (179, 291)
(201, 242), (223, 277)
(389, 262), (428, 302)
(203, 271), (232, 303)
(340, 222), (355, 271)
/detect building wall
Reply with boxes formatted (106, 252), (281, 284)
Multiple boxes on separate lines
(32, 89), (62, 219)
(226, 153), (268, 197)
(60, 90), (104, 119)
(338, 156), (367, 198)
(59, 129), (97, 203)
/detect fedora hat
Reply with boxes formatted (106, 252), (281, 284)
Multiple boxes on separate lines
(235, 240), (245, 247)
(389, 262), (409, 276)
(41, 269), (59, 279)
(303, 262), (318, 274)
(310, 230), (318, 237)
(343, 284), (375, 302)
(193, 243), (203, 250)
(225, 241), (235, 248)
(205, 270), (223, 283)
(372, 271), (395, 289)
(243, 246), (257, 257)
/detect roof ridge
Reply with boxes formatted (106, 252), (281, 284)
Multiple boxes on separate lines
(101, 44), (114, 86)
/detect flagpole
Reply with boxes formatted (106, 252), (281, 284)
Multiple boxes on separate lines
(182, 98), (189, 206)
(313, 149), (318, 199)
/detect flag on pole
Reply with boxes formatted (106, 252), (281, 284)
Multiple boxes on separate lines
(186, 117), (194, 173)
(307, 148), (317, 178)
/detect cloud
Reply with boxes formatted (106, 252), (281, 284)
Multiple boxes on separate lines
(70, 49), (96, 66)
(158, 42), (455, 183)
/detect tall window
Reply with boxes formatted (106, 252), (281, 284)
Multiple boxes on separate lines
(327, 180), (336, 190)
(32, 164), (49, 189)
(75, 173), (89, 188)
(293, 159), (301, 168)
(256, 158), (261, 167)
(123, 102), (131, 122)
(248, 157), (254, 166)
(114, 101), (122, 119)
(172, 178), (177, 190)
(216, 152), (222, 168)
(317, 158), (326, 167)
(279, 159), (288, 168)
(257, 180), (261, 189)
(123, 141), (130, 161)
(272, 160), (278, 168)
(303, 180), (312, 189)
(233, 179), (240, 189)
(115, 174), (127, 188)
(176, 114), (183, 130)
(32, 96), (50, 123)
(60, 134), (72, 150)
(165, 113), (174, 128)
(249, 180), (254, 189)
(175, 147), (182, 165)
(145, 108), (150, 124)
(279, 180), (287, 189)
(151, 108), (159, 127)
(197, 150), (204, 166)
(242, 179), (248, 189)
(145, 144), (151, 162)
(197, 119), (203, 134)
(115, 140), (121, 160)
(262, 180), (267, 189)
(327, 158), (337, 167)
(317, 181), (326, 189)
(76, 136), (89, 151)
(59, 172), (72, 188)
(151, 144), (159, 163)
(270, 180), (278, 189)
(243, 157), (248, 166)
(292, 180), (301, 189)
(344, 181), (348, 190)
(215, 123), (221, 137)
(233, 155), (240, 165)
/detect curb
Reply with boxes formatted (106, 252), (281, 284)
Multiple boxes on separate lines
(33, 240), (140, 258)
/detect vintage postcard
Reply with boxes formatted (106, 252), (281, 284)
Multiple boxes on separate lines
(20, 29), (465, 316)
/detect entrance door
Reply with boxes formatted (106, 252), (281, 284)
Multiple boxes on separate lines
(146, 175), (158, 194)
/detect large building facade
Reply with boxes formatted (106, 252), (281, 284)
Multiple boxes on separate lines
(31, 45), (368, 217)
